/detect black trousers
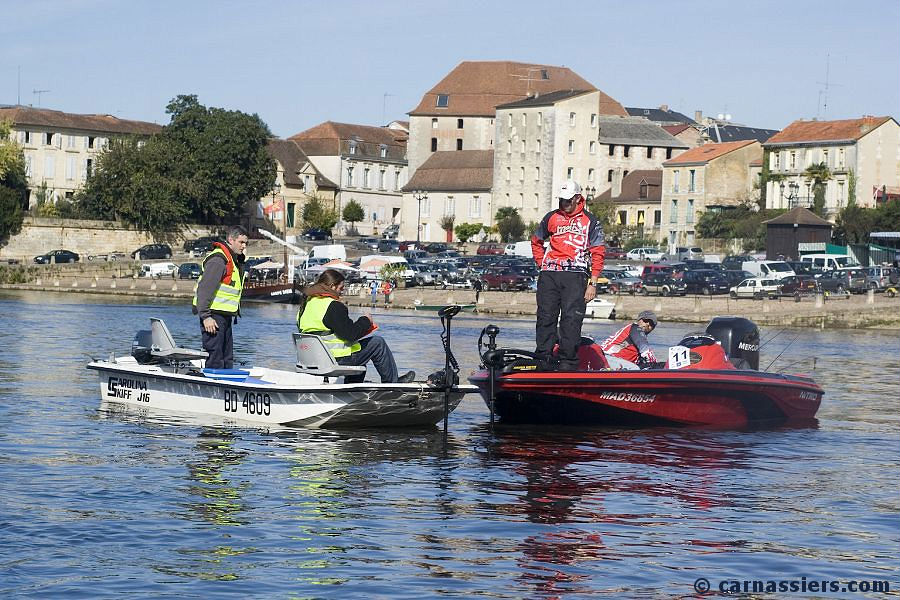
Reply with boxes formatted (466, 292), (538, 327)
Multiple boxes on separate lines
(201, 313), (234, 369)
(535, 271), (587, 370)
(337, 335), (399, 383)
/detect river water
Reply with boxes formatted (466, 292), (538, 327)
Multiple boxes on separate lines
(1, 290), (897, 598)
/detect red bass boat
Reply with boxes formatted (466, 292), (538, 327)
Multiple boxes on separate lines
(468, 317), (823, 428)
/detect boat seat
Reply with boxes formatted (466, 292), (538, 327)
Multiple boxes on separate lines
(293, 332), (367, 378)
(149, 318), (209, 361)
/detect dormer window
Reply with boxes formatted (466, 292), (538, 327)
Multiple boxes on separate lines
(349, 140), (357, 155)
(541, 69), (549, 80)
(379, 144), (387, 158)
(639, 181), (649, 199)
(436, 94), (449, 108)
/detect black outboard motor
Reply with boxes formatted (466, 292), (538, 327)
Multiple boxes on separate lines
(705, 316), (759, 370)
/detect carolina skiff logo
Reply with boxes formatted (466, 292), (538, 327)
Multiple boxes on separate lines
(738, 342), (759, 352)
(599, 391), (656, 403)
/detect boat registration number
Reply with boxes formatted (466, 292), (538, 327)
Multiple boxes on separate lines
(224, 390), (271, 416)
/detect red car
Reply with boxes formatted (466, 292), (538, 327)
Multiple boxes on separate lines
(605, 247), (626, 259)
(477, 242), (505, 255)
(481, 266), (533, 291)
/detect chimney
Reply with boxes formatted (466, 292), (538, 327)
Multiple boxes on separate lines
(658, 104), (669, 112)
(694, 110), (703, 123)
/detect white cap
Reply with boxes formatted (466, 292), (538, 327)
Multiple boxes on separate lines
(557, 179), (582, 200)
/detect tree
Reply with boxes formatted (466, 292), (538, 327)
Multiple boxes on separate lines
(454, 222), (483, 243)
(495, 207), (525, 242)
(439, 215), (455, 242)
(803, 162), (832, 217)
(0, 120), (26, 240)
(342, 199), (364, 232)
(301, 194), (338, 231)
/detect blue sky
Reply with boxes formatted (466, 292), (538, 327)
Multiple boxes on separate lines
(2, 0), (897, 137)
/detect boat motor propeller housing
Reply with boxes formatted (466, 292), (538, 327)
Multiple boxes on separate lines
(705, 316), (760, 370)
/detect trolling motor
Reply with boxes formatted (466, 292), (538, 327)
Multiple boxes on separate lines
(437, 305), (461, 432)
(477, 324), (501, 427)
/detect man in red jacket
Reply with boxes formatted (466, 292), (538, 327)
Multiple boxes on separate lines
(531, 180), (606, 370)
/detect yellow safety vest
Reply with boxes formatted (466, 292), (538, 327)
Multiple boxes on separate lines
(192, 247), (243, 314)
(297, 296), (361, 358)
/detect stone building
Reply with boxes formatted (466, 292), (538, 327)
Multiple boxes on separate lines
(0, 105), (161, 208)
(661, 140), (762, 251)
(289, 121), (407, 235)
(593, 170), (663, 244)
(400, 150), (492, 242)
(262, 140), (336, 238)
(762, 116), (900, 215)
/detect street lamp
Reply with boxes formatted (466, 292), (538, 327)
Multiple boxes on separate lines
(413, 189), (428, 244)
(585, 185), (596, 201)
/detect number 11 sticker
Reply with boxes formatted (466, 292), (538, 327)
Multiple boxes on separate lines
(668, 345), (691, 369)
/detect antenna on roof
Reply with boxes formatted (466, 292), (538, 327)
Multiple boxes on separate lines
(816, 54), (842, 120)
(32, 89), (50, 107)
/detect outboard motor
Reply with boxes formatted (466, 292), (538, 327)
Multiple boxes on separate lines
(705, 316), (759, 370)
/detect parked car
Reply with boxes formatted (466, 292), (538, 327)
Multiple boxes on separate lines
(398, 240), (422, 252)
(786, 260), (823, 277)
(131, 243), (172, 260)
(408, 264), (438, 286)
(34, 249), (80, 264)
(477, 242), (505, 255)
(302, 228), (332, 241)
(722, 254), (757, 271)
(87, 251), (125, 262)
(184, 237), (218, 257)
(866, 266), (900, 290)
(481, 266), (533, 291)
(684, 260), (725, 272)
(625, 247), (664, 262)
(605, 247), (626, 260)
(424, 242), (449, 254)
(140, 261), (177, 278)
(724, 269), (755, 287)
(639, 264), (673, 280)
(177, 262), (202, 279)
(729, 278), (780, 299)
(640, 273), (687, 296)
(842, 268), (869, 293)
(377, 239), (401, 253)
(381, 224), (399, 239)
(675, 246), (704, 261)
(778, 275), (818, 297)
(604, 270), (643, 295)
(357, 237), (380, 251)
(404, 249), (428, 263)
(682, 269), (731, 295)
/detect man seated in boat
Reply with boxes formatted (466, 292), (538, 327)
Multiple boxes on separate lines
(297, 269), (415, 384)
(599, 310), (658, 368)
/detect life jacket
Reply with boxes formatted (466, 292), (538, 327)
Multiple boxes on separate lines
(192, 243), (243, 314)
(296, 296), (361, 358)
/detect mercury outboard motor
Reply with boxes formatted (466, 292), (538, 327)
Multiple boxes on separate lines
(705, 316), (759, 370)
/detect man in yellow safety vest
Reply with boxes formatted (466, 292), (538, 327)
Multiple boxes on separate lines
(192, 225), (249, 369)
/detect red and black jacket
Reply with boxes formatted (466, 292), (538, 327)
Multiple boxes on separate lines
(531, 197), (605, 277)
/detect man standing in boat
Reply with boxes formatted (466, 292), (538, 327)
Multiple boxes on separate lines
(599, 310), (658, 366)
(192, 225), (249, 369)
(531, 180), (606, 371)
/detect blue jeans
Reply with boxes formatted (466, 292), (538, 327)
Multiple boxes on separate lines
(337, 335), (398, 383)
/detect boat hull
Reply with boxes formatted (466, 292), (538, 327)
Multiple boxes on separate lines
(469, 369), (822, 428)
(242, 283), (299, 303)
(90, 361), (475, 428)
(414, 304), (476, 312)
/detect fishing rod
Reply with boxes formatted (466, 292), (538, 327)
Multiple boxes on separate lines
(762, 333), (802, 372)
(759, 326), (788, 349)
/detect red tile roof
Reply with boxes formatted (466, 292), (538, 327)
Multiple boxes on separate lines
(663, 140), (756, 166)
(409, 61), (625, 117)
(0, 105), (161, 135)
(765, 116), (894, 144)
(288, 121), (406, 158)
(662, 124), (693, 136)
(402, 150), (493, 192)
(594, 169), (662, 203)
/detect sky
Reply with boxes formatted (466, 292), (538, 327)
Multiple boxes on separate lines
(2, 0), (898, 138)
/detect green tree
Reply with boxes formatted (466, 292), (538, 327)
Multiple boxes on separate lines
(833, 203), (875, 245)
(803, 162), (832, 216)
(453, 222), (483, 242)
(495, 207), (525, 242)
(301, 194), (338, 231)
(342, 199), (364, 232)
(0, 120), (26, 240)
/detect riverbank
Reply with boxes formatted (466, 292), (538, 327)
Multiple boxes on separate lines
(3, 275), (898, 329)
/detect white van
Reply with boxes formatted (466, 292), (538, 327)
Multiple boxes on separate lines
(800, 254), (860, 272)
(741, 260), (795, 281)
(140, 262), (177, 278)
(504, 241), (533, 257)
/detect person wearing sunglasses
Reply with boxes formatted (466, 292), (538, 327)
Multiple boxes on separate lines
(531, 179), (606, 371)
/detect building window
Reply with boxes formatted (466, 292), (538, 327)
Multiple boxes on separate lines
(654, 210), (661, 225)
(304, 175), (310, 192)
(505, 167), (510, 181)
(568, 140), (575, 154)
(687, 199), (694, 223)
(837, 180), (845, 207)
(623, 170), (629, 178)
(838, 148), (845, 168)
(567, 167), (574, 179)
(535, 139), (541, 153)
(646, 147), (653, 158)
(431, 118), (438, 129)
(537, 112), (542, 127)
(772, 152), (780, 169)
(457, 118), (464, 129)
(66, 156), (75, 180)
(670, 199), (678, 223)
(445, 197), (455, 215)
(639, 182), (648, 198)
(88, 136), (95, 149)
(535, 167), (540, 180)
(349, 140), (357, 155)
(394, 171), (401, 191)
(506, 140), (511, 154)
(789, 151), (796, 170)
(431, 138), (437, 152)
(618, 210), (627, 225)
(507, 113), (512, 127)
(608, 144), (615, 156)
(588, 168), (594, 182)
(607, 169), (614, 183)
(589, 141), (596, 154)
(518, 193), (524, 208)
(666, 148), (673, 159)
(456, 139), (463, 151)
(85, 158), (93, 179)
(623, 145), (630, 158)
(421, 198), (430, 217)
(24, 156), (32, 177)
(44, 132), (53, 146)
(380, 144), (387, 158)
(347, 166), (354, 187)
(520, 139), (525, 153)
(590, 113), (597, 127)
(436, 94), (449, 108)
(520, 167), (525, 181)
(522, 113), (527, 126)
(534, 193), (539, 208)
(470, 196), (481, 217)
(637, 210), (645, 226)
(67, 135), (76, 149)
(569, 112), (576, 126)
(379, 169), (386, 190)
(822, 148), (829, 166)
(689, 169), (696, 192)
(673, 170), (680, 192)
(44, 156), (55, 178)
(22, 130), (31, 144)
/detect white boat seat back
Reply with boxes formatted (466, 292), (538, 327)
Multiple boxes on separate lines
(605, 355), (639, 371)
(293, 332), (367, 378)
(149, 318), (209, 361)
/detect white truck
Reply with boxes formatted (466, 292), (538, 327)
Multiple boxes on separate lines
(741, 260), (795, 281)
(800, 254), (860, 272)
